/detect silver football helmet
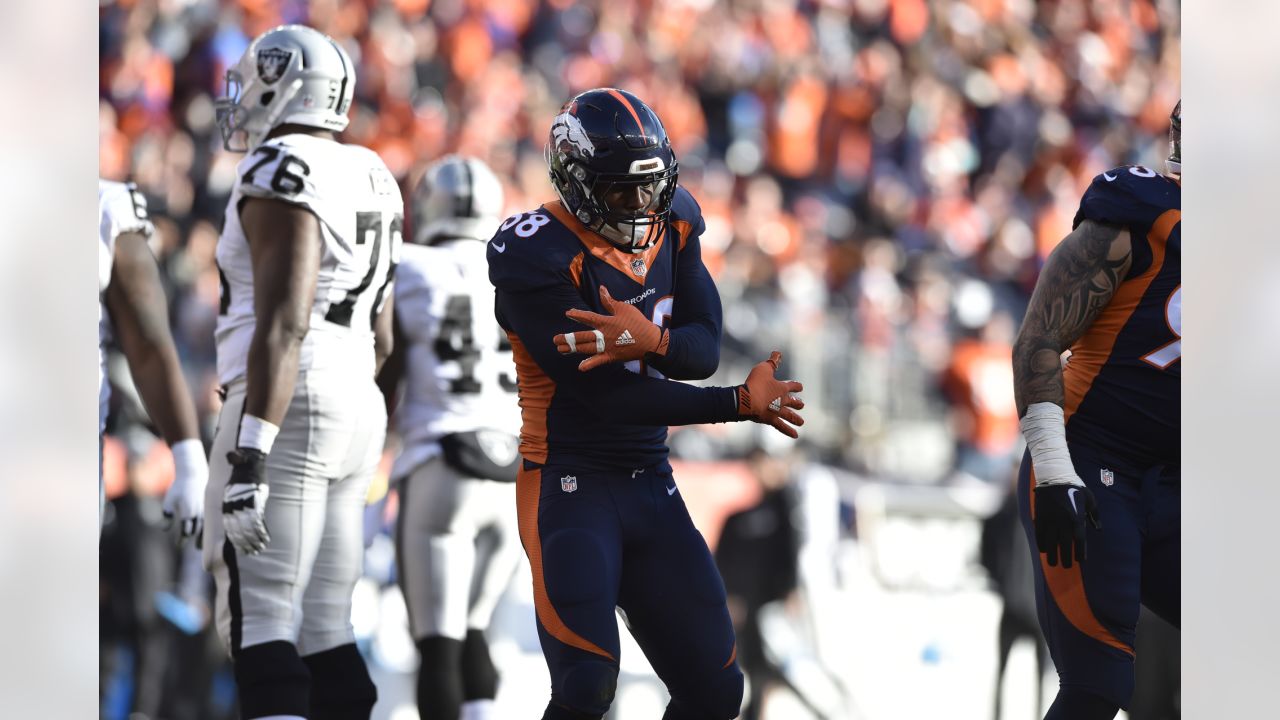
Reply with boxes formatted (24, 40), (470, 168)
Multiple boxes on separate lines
(411, 155), (505, 245)
(215, 25), (355, 153)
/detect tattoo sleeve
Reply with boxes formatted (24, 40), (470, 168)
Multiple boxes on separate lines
(1013, 219), (1132, 417)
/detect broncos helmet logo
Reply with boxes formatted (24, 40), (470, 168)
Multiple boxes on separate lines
(551, 112), (595, 159)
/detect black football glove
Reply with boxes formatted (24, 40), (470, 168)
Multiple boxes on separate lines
(1034, 484), (1101, 569)
(222, 448), (271, 555)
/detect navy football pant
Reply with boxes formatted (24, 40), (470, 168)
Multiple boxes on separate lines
(1017, 445), (1180, 712)
(517, 461), (744, 719)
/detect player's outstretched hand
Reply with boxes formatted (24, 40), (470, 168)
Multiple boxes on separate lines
(737, 351), (805, 438)
(223, 448), (271, 555)
(1034, 483), (1101, 568)
(559, 286), (669, 372)
(162, 439), (208, 548)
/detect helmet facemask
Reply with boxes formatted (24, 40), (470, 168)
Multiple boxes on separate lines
(1167, 100), (1181, 178)
(550, 152), (679, 252)
(215, 63), (303, 153)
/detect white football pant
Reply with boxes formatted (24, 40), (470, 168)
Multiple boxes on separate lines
(396, 455), (520, 641)
(203, 370), (386, 656)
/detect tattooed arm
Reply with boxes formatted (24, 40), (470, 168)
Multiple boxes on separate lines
(1013, 219), (1133, 417)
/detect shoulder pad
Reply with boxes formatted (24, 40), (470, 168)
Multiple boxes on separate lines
(487, 207), (582, 293)
(98, 180), (153, 241)
(236, 138), (320, 207)
(668, 186), (705, 250)
(1073, 166), (1179, 230)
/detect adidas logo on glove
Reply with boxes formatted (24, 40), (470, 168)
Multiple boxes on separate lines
(616, 329), (636, 346)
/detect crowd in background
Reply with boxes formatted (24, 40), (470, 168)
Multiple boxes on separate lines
(98, 0), (1180, 717)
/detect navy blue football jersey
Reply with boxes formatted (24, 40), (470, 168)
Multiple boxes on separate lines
(1064, 166), (1180, 467)
(488, 187), (738, 470)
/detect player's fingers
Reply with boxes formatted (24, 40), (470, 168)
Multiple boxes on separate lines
(784, 380), (804, 394)
(578, 353), (611, 372)
(781, 393), (804, 410)
(768, 416), (800, 439)
(1059, 533), (1074, 570)
(565, 309), (609, 327)
(766, 351), (782, 370)
(777, 407), (805, 427)
(598, 285), (617, 308)
(557, 330), (604, 355)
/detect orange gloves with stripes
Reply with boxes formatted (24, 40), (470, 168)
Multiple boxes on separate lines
(558, 285), (670, 371)
(737, 351), (805, 438)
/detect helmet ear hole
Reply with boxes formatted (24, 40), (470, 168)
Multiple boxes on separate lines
(261, 91), (275, 106)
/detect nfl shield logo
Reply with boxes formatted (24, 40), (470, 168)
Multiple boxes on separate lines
(630, 257), (648, 277)
(1100, 469), (1115, 487)
(561, 475), (578, 493)
(257, 48), (293, 85)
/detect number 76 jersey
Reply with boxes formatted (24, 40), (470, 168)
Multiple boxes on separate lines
(215, 134), (403, 386)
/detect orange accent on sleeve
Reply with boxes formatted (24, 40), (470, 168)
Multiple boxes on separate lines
(1062, 209), (1180, 422)
(672, 219), (694, 252)
(722, 642), (738, 669)
(542, 202), (668, 280)
(607, 88), (646, 136)
(508, 333), (552, 465)
(1028, 467), (1134, 656)
(568, 252), (585, 290)
(516, 465), (616, 661)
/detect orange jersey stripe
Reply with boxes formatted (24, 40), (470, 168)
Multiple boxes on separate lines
(722, 642), (738, 670)
(607, 88), (646, 137)
(516, 465), (616, 660)
(568, 251), (585, 290)
(672, 219), (694, 252)
(1028, 467), (1134, 656)
(509, 332), (552, 465)
(1063, 209), (1180, 422)
(543, 202), (668, 280)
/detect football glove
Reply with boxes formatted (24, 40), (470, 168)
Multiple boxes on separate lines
(163, 439), (208, 547)
(222, 448), (271, 555)
(737, 351), (805, 438)
(1034, 483), (1101, 569)
(559, 285), (670, 371)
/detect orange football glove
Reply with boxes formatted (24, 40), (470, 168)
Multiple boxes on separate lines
(737, 351), (805, 438)
(558, 286), (670, 372)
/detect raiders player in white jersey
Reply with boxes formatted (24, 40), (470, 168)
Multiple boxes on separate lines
(204, 25), (402, 720)
(98, 179), (208, 540)
(378, 156), (520, 720)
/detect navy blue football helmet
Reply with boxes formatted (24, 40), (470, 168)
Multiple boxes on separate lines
(546, 88), (678, 252)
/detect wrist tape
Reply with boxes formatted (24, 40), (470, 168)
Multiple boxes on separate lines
(1020, 402), (1084, 489)
(238, 415), (280, 454)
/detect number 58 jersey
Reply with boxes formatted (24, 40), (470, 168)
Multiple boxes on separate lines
(215, 134), (403, 386)
(390, 240), (519, 480)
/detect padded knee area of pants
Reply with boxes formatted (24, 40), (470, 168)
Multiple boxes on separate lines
(665, 665), (744, 720)
(1046, 687), (1121, 720)
(303, 643), (377, 720)
(417, 636), (464, 719)
(557, 660), (618, 717)
(542, 529), (612, 606)
(462, 628), (499, 700)
(235, 640), (311, 719)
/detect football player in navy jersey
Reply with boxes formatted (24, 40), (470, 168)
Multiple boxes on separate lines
(1012, 101), (1181, 720)
(488, 88), (805, 720)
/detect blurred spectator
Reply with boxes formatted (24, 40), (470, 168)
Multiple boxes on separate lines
(715, 447), (800, 720)
(942, 307), (1019, 483)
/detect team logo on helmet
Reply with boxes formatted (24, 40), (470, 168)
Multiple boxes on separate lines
(551, 112), (595, 159)
(257, 48), (293, 85)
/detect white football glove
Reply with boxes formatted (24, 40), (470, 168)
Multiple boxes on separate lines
(163, 439), (208, 547)
(222, 448), (271, 555)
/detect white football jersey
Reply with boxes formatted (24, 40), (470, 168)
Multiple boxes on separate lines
(99, 179), (154, 434)
(390, 240), (519, 479)
(215, 134), (403, 386)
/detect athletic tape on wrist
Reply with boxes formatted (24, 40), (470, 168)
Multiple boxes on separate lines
(171, 438), (208, 482)
(238, 415), (280, 454)
(1020, 402), (1084, 488)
